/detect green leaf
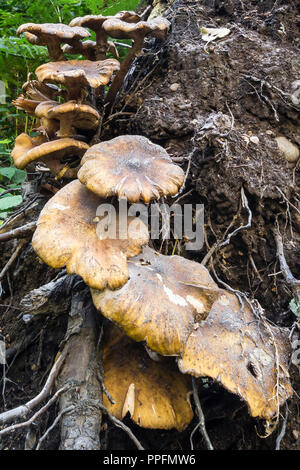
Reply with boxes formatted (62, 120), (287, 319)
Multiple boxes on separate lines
(0, 166), (16, 179)
(289, 298), (300, 317)
(0, 194), (22, 211)
(11, 168), (26, 184)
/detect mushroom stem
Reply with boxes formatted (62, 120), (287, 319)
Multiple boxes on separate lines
(47, 40), (65, 61)
(95, 30), (109, 60)
(104, 38), (142, 113)
(56, 116), (75, 138)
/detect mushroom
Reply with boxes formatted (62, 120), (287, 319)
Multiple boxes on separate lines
(22, 79), (65, 101)
(103, 323), (194, 431)
(102, 16), (170, 110)
(17, 23), (90, 61)
(32, 180), (149, 290)
(78, 135), (185, 203)
(12, 95), (41, 114)
(178, 290), (293, 420)
(35, 59), (120, 100)
(34, 100), (60, 138)
(62, 40), (119, 60)
(43, 101), (100, 138)
(69, 15), (114, 60)
(91, 247), (293, 420)
(69, 11), (140, 60)
(91, 246), (219, 356)
(11, 133), (89, 178)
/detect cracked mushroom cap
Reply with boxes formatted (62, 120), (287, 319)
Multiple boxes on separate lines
(102, 16), (170, 43)
(12, 95), (40, 114)
(178, 290), (293, 420)
(11, 133), (88, 180)
(102, 324), (193, 430)
(46, 101), (100, 133)
(32, 180), (149, 290)
(78, 135), (185, 203)
(22, 79), (64, 102)
(91, 246), (219, 356)
(35, 59), (120, 97)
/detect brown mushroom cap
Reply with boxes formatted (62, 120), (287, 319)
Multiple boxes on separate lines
(32, 180), (149, 290)
(11, 133), (47, 168)
(46, 101), (100, 134)
(91, 246), (219, 356)
(17, 23), (90, 60)
(91, 247), (292, 420)
(103, 324), (193, 430)
(102, 16), (170, 43)
(78, 135), (185, 203)
(17, 23), (90, 46)
(11, 133), (88, 170)
(69, 15), (112, 31)
(178, 290), (293, 420)
(114, 11), (141, 23)
(35, 59), (120, 99)
(34, 100), (60, 137)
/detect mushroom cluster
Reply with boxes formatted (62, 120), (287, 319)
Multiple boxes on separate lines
(10, 9), (293, 434)
(11, 11), (170, 180)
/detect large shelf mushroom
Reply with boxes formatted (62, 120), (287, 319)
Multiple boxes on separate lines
(78, 135), (185, 203)
(32, 180), (149, 290)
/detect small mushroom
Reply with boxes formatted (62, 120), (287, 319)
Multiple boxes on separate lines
(17, 23), (90, 61)
(11, 133), (89, 178)
(34, 100), (60, 138)
(69, 15), (113, 60)
(78, 135), (185, 203)
(44, 101), (100, 137)
(62, 39), (119, 60)
(35, 59), (120, 100)
(103, 16), (170, 110)
(91, 246), (219, 356)
(32, 180), (149, 290)
(69, 12), (140, 60)
(103, 324), (193, 431)
(178, 290), (293, 420)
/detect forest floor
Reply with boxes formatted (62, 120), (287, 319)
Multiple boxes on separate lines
(0, 0), (299, 450)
